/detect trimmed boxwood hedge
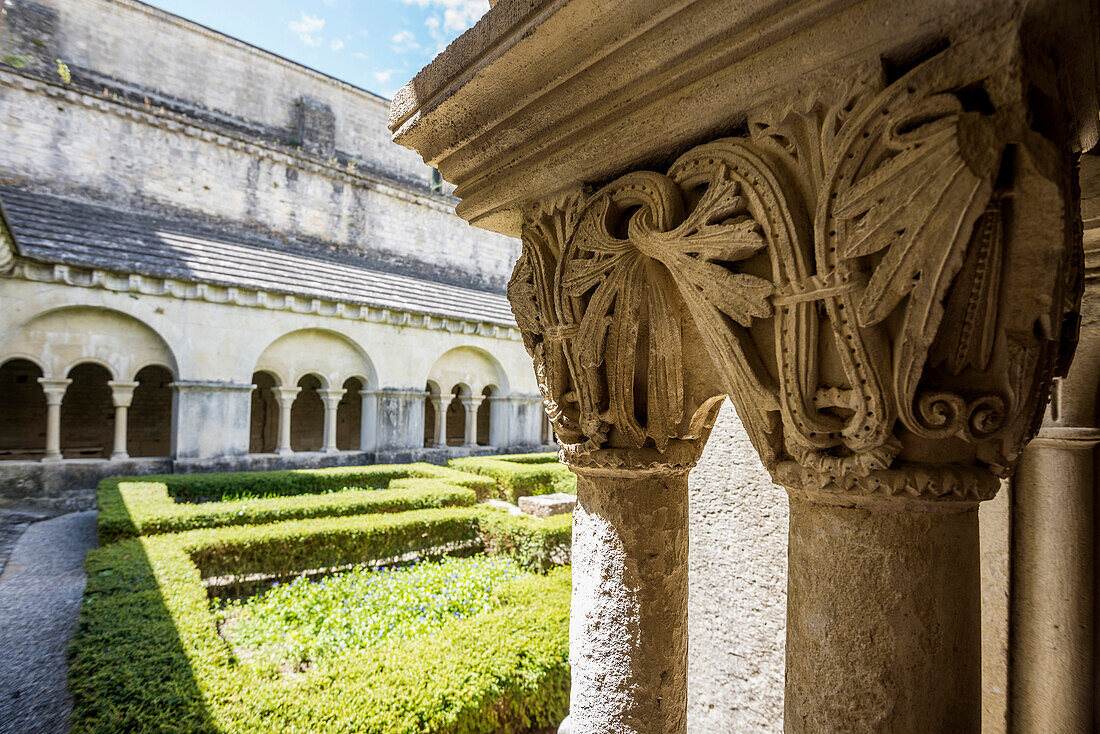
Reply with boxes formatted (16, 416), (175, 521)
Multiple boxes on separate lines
(448, 454), (576, 502)
(173, 506), (570, 580)
(486, 453), (562, 465)
(69, 508), (571, 733)
(156, 463), (496, 503)
(97, 464), (496, 544)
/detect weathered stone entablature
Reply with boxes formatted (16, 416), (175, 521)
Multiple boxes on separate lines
(394, 0), (1098, 731)
(5, 259), (523, 341)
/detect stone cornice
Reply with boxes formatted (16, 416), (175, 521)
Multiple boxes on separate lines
(4, 258), (522, 341)
(392, 0), (1098, 237)
(0, 68), (456, 216)
(108, 0), (392, 107)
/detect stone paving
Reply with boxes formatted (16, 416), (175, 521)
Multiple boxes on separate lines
(0, 511), (97, 734)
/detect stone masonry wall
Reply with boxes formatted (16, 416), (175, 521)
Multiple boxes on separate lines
(687, 400), (788, 733)
(687, 403), (1016, 733)
(0, 0), (520, 291)
(11, 0), (428, 186)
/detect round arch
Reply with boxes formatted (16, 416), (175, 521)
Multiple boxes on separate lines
(253, 329), (376, 391)
(0, 306), (178, 380)
(426, 347), (509, 397)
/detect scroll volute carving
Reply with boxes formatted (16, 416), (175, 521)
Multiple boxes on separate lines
(508, 28), (1081, 493)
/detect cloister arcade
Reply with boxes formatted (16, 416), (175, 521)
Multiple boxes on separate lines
(0, 307), (549, 474)
(0, 307), (177, 461)
(422, 347), (508, 449)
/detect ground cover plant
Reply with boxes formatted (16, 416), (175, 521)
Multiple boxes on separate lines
(218, 555), (528, 669)
(448, 453), (576, 502)
(97, 463), (496, 543)
(70, 505), (573, 733)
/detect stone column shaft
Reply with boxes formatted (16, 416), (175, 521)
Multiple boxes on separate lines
(273, 386), (301, 456)
(1011, 427), (1099, 734)
(359, 389), (379, 452)
(319, 388), (346, 453)
(432, 395), (447, 446)
(785, 491), (981, 733)
(569, 464), (689, 734)
(461, 396), (483, 447)
(37, 377), (72, 463)
(107, 381), (139, 461)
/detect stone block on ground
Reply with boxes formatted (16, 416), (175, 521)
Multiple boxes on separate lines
(518, 493), (576, 518)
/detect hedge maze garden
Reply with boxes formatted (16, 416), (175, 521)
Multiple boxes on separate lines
(69, 455), (575, 733)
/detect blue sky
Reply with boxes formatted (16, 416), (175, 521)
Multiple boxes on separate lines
(146, 0), (489, 99)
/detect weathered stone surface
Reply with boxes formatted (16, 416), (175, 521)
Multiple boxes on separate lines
(687, 401), (786, 733)
(0, 0), (556, 487)
(570, 464), (689, 734)
(393, 0), (1097, 731)
(518, 492), (575, 517)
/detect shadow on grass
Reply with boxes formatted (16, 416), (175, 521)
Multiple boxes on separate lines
(67, 517), (221, 732)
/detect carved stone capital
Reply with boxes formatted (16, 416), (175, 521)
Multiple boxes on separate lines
(507, 30), (1081, 502)
(562, 439), (707, 476)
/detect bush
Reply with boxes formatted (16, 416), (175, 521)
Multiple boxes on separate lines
(70, 524), (570, 733)
(479, 511), (572, 572)
(98, 480), (477, 545)
(97, 463), (495, 544)
(174, 506), (569, 584)
(183, 508), (484, 584)
(448, 455), (576, 502)
(487, 452), (561, 464)
(158, 463), (495, 503)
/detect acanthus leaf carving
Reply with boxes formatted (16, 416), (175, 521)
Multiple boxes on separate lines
(508, 29), (1081, 498)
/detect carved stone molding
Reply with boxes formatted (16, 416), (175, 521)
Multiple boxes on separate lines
(508, 30), (1081, 501)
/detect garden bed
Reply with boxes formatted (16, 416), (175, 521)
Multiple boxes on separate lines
(448, 453), (575, 503)
(70, 506), (571, 733)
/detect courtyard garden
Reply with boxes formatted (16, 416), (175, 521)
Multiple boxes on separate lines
(68, 454), (575, 733)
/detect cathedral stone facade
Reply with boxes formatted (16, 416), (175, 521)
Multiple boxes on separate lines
(0, 0), (550, 500)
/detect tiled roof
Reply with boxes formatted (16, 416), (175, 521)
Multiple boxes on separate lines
(0, 187), (516, 325)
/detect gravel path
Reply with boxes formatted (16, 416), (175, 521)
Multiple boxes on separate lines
(0, 513), (42, 576)
(0, 512), (97, 734)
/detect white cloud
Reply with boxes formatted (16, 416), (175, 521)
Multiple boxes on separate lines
(321, 0), (338, 6)
(330, 39), (344, 51)
(289, 12), (326, 46)
(372, 68), (402, 84)
(391, 29), (421, 54)
(401, 0), (489, 33)
(353, 52), (368, 61)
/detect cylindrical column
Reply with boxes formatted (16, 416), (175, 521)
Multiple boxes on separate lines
(432, 395), (447, 446)
(37, 378), (72, 463)
(273, 386), (301, 456)
(319, 388), (346, 453)
(462, 396), (483, 447)
(359, 389), (379, 452)
(784, 490), (981, 733)
(568, 462), (689, 734)
(1011, 426), (1098, 734)
(107, 381), (138, 460)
